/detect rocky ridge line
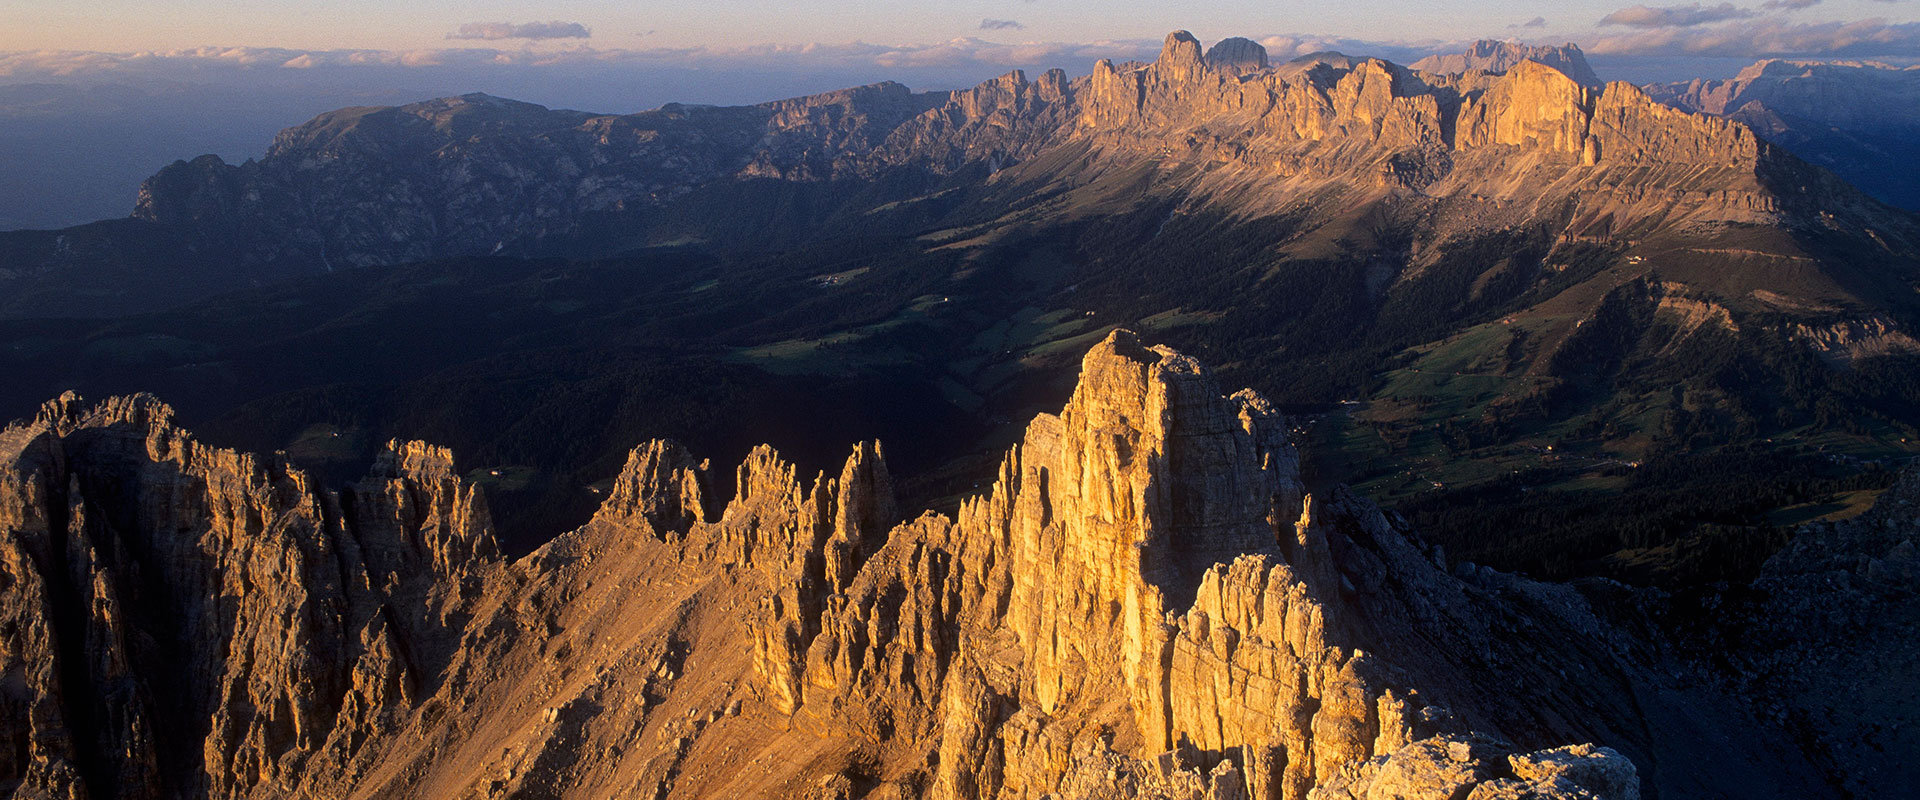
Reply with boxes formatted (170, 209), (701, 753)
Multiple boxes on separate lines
(1411, 40), (1604, 88)
(3, 331), (1866, 799)
(121, 31), (1801, 273)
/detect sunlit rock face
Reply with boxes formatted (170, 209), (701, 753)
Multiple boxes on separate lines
(122, 31), (1787, 275)
(4, 329), (1876, 799)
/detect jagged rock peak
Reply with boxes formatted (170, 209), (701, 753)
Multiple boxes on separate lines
(761, 329), (1646, 799)
(356, 437), (502, 574)
(1157, 30), (1207, 81)
(1160, 30), (1204, 60)
(832, 439), (895, 550)
(27, 389), (174, 437)
(367, 437), (459, 481)
(595, 438), (711, 534)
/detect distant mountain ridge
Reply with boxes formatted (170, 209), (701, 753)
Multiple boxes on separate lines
(1410, 39), (1604, 88)
(4, 30), (1907, 319)
(1646, 59), (1920, 209)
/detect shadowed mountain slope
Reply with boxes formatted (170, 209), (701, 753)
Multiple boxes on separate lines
(1646, 59), (1920, 210)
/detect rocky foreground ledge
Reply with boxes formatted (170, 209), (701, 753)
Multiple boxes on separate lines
(0, 331), (1861, 798)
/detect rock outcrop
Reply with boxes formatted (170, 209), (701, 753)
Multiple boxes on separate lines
(1, 331), (1872, 799)
(0, 393), (501, 799)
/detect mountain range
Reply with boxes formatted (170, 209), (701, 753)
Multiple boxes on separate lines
(0, 33), (1916, 575)
(2, 31), (1919, 799)
(7, 35), (1914, 312)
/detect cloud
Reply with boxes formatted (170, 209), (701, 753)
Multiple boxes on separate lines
(1600, 3), (1759, 28)
(1511, 17), (1550, 29)
(980, 19), (1024, 31)
(446, 21), (591, 41)
(0, 38), (1166, 82)
(1761, 0), (1822, 9)
(1589, 16), (1920, 56)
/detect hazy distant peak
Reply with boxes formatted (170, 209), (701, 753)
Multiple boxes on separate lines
(1650, 57), (1920, 120)
(401, 93), (568, 118)
(1412, 39), (1602, 88)
(1204, 36), (1269, 75)
(1287, 50), (1358, 66)
(1733, 57), (1918, 84)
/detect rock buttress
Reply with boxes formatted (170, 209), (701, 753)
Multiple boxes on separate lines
(0, 394), (501, 799)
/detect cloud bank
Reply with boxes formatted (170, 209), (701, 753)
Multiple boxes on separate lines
(447, 21), (591, 41)
(1590, 16), (1920, 56)
(1601, 3), (1759, 28)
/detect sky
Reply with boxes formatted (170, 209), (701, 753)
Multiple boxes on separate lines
(2, 1), (1916, 111)
(8, 0), (1920, 64)
(3, 0), (1916, 53)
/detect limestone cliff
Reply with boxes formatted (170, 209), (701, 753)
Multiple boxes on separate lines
(113, 31), (1817, 276)
(0, 332), (1865, 799)
(11, 31), (1911, 321)
(1070, 32), (1775, 227)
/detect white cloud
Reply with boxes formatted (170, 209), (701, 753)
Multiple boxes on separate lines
(1601, 3), (1760, 28)
(1589, 17), (1920, 56)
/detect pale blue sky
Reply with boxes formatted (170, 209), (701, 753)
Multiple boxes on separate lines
(8, 0), (1917, 53)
